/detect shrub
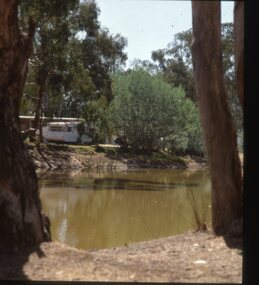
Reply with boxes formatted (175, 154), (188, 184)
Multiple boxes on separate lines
(109, 70), (203, 154)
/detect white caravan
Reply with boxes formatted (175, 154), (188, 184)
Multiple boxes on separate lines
(40, 121), (93, 144)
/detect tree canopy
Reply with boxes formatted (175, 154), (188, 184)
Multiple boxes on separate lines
(20, 0), (127, 124)
(151, 24), (243, 134)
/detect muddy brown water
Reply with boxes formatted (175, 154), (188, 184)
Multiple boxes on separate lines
(39, 169), (211, 250)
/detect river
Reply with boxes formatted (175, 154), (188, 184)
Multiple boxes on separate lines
(39, 168), (211, 250)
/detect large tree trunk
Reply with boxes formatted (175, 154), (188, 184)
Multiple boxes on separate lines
(191, 1), (243, 236)
(234, 1), (244, 110)
(0, 0), (51, 251)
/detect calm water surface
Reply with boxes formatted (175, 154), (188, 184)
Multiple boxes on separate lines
(39, 169), (211, 250)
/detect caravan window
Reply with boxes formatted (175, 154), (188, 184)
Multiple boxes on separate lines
(49, 125), (62, 132)
(67, 126), (72, 132)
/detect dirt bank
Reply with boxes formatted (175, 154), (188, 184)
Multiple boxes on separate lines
(0, 230), (242, 283)
(27, 143), (127, 171)
(26, 143), (208, 171)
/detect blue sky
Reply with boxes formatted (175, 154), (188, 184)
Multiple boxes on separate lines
(95, 0), (234, 67)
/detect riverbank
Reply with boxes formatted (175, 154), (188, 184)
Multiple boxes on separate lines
(13, 143), (242, 283)
(26, 142), (208, 171)
(0, 230), (242, 282)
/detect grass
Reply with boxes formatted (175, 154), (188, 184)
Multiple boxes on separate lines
(187, 188), (209, 232)
(75, 144), (188, 167)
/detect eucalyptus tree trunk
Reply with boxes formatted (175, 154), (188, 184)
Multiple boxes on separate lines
(32, 78), (45, 130)
(32, 74), (48, 143)
(191, 1), (243, 237)
(234, 1), (244, 110)
(0, 0), (51, 251)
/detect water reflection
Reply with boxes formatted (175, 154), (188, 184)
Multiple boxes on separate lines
(39, 169), (211, 250)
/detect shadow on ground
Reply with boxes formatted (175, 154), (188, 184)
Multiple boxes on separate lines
(0, 244), (46, 281)
(223, 236), (243, 251)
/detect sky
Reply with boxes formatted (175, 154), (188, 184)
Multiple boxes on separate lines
(95, 0), (234, 67)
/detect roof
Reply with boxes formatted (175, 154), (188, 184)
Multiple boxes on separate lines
(19, 116), (82, 122)
(47, 121), (81, 126)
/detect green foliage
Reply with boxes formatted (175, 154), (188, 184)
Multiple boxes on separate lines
(128, 59), (158, 75)
(82, 95), (110, 143)
(151, 28), (195, 102)
(151, 24), (243, 134)
(109, 70), (203, 153)
(20, 0), (80, 117)
(20, 0), (127, 124)
(160, 94), (203, 155)
(221, 23), (243, 133)
(77, 121), (86, 137)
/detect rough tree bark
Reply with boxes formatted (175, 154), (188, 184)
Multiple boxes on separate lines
(0, 0), (51, 251)
(234, 1), (244, 110)
(191, 2), (243, 237)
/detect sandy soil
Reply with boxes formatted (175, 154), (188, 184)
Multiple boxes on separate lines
(0, 231), (242, 283)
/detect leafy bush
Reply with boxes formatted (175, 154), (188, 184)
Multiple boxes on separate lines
(109, 70), (204, 154)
